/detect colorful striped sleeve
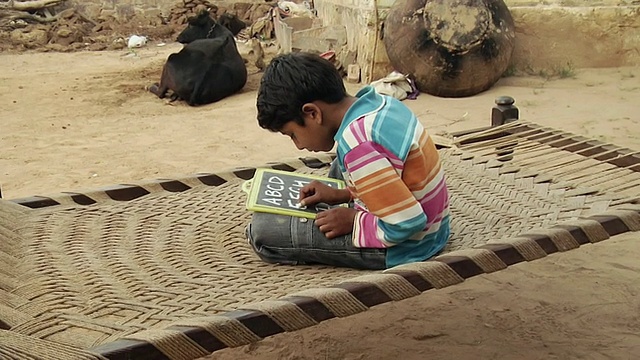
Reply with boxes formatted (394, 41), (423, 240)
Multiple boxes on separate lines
(344, 141), (428, 248)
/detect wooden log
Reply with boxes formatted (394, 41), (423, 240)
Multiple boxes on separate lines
(0, 0), (66, 12)
(0, 9), (58, 23)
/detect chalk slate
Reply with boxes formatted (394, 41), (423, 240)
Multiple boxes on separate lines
(243, 168), (346, 219)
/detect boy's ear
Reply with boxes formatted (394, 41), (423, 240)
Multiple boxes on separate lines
(301, 103), (322, 124)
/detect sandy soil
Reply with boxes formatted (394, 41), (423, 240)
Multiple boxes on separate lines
(0, 45), (639, 359)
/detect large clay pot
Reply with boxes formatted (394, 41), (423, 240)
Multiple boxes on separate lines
(383, 0), (515, 97)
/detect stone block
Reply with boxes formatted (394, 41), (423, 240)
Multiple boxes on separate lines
(116, 4), (136, 22)
(10, 28), (49, 47)
(76, 4), (102, 19)
(347, 64), (361, 83)
(291, 25), (347, 53)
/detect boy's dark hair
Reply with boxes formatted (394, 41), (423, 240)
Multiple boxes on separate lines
(256, 52), (347, 132)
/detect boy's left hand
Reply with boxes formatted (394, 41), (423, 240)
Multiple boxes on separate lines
(314, 207), (357, 239)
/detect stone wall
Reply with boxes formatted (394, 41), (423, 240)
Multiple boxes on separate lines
(313, 0), (393, 83)
(314, 0), (640, 82)
(509, 4), (640, 71)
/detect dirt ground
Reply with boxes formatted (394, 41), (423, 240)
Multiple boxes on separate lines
(1, 44), (639, 359)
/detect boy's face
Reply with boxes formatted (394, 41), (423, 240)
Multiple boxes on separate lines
(280, 112), (335, 152)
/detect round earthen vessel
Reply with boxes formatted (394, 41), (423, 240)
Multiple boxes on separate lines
(383, 0), (516, 97)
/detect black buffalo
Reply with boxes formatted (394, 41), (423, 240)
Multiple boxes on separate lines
(177, 11), (247, 43)
(217, 13), (248, 37)
(148, 11), (248, 106)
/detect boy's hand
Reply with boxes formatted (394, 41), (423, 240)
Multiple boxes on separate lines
(299, 180), (350, 206)
(315, 207), (357, 239)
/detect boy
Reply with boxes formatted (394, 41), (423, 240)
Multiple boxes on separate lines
(247, 52), (450, 270)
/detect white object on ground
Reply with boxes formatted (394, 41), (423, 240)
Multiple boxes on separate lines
(370, 71), (414, 101)
(127, 35), (148, 49)
(278, 1), (314, 17)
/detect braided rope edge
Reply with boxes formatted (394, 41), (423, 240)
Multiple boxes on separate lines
(89, 208), (640, 360)
(8, 155), (336, 209)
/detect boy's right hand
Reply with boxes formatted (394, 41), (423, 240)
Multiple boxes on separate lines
(299, 180), (350, 206)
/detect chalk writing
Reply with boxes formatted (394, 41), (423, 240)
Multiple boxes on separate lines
(249, 169), (345, 217)
(259, 175), (315, 209)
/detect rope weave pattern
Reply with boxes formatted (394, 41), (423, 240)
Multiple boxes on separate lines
(568, 219), (610, 243)
(452, 249), (507, 273)
(172, 316), (262, 348)
(389, 261), (465, 289)
(0, 124), (638, 359)
(240, 301), (318, 332)
(342, 274), (421, 301)
(126, 329), (209, 360)
(291, 288), (369, 317)
(493, 237), (548, 261)
(0, 330), (107, 360)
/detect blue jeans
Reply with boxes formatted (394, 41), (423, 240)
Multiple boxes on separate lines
(246, 161), (387, 270)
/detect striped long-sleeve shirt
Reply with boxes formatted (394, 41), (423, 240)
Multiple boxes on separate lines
(336, 86), (450, 268)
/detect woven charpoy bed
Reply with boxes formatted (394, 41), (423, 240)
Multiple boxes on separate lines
(1, 121), (639, 360)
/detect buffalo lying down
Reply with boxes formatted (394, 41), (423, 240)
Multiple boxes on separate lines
(148, 11), (248, 106)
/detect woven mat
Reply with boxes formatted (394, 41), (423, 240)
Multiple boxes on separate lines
(1, 121), (639, 359)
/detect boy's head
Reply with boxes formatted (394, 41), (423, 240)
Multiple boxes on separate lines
(256, 52), (347, 133)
